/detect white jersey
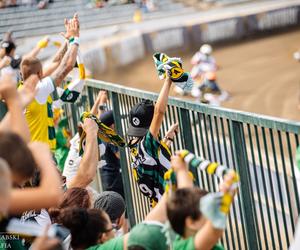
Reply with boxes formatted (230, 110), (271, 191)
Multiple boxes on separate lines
(0, 66), (18, 83)
(191, 52), (217, 78)
(63, 133), (82, 183)
(191, 52), (216, 66)
(20, 209), (51, 227)
(63, 133), (105, 189)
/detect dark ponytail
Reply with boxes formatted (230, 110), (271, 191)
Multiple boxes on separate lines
(58, 208), (109, 249)
(48, 187), (91, 223)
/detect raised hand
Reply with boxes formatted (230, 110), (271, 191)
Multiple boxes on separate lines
(82, 118), (98, 136)
(171, 152), (188, 173)
(165, 123), (179, 140)
(37, 36), (50, 49)
(219, 170), (239, 195)
(60, 13), (80, 40)
(99, 90), (108, 104)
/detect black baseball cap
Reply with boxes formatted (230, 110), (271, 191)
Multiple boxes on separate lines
(128, 100), (154, 137)
(100, 110), (114, 127)
(1, 41), (16, 55)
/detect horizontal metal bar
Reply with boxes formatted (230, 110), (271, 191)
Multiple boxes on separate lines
(85, 79), (300, 134)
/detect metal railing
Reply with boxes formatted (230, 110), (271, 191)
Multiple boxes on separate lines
(65, 78), (300, 250)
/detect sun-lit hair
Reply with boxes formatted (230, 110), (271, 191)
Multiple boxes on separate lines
(20, 56), (42, 80)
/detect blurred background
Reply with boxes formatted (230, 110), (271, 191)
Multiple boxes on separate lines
(1, 0), (300, 120)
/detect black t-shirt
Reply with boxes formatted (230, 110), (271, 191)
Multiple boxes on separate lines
(101, 143), (120, 172)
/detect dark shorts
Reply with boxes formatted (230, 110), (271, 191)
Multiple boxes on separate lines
(100, 169), (125, 199)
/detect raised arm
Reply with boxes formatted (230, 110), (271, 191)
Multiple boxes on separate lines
(145, 152), (193, 222)
(0, 74), (38, 142)
(149, 75), (172, 140)
(24, 36), (50, 59)
(194, 171), (237, 250)
(90, 90), (108, 116)
(42, 41), (68, 78)
(162, 123), (179, 147)
(51, 14), (80, 87)
(9, 142), (63, 214)
(67, 118), (98, 189)
(172, 152), (193, 189)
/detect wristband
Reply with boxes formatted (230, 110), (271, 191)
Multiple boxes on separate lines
(37, 37), (49, 49)
(99, 105), (107, 111)
(69, 37), (80, 46)
(164, 136), (174, 142)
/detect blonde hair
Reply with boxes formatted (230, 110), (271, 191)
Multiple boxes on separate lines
(20, 56), (42, 80)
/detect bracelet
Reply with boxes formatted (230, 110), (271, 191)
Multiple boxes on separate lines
(99, 104), (107, 111)
(69, 37), (80, 46)
(164, 136), (174, 142)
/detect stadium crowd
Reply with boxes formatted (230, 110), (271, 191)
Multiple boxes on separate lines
(0, 13), (261, 250)
(0, 0), (54, 9)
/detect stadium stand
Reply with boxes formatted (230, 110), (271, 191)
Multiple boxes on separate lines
(0, 0), (195, 39)
(2, 1), (300, 250)
(177, 0), (253, 9)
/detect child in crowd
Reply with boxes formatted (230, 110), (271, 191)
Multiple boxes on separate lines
(127, 74), (178, 207)
(166, 152), (237, 250)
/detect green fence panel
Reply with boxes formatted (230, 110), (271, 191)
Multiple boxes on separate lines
(110, 92), (136, 226)
(64, 78), (300, 250)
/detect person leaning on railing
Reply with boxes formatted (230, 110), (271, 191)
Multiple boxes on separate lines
(90, 90), (125, 199)
(127, 73), (179, 207)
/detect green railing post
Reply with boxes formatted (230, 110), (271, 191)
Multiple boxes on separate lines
(62, 79), (300, 249)
(87, 86), (94, 108)
(70, 104), (78, 134)
(179, 108), (199, 185)
(110, 92), (136, 226)
(231, 121), (259, 250)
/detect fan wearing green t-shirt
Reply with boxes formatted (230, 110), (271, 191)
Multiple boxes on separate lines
(166, 152), (238, 250)
(87, 149), (196, 250)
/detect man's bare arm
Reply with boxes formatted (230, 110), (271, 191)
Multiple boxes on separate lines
(10, 143), (63, 214)
(42, 41), (68, 78)
(67, 118), (98, 188)
(51, 44), (78, 86)
(51, 14), (80, 87)
(145, 152), (193, 223)
(90, 90), (108, 117)
(24, 37), (49, 59)
(0, 74), (39, 142)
